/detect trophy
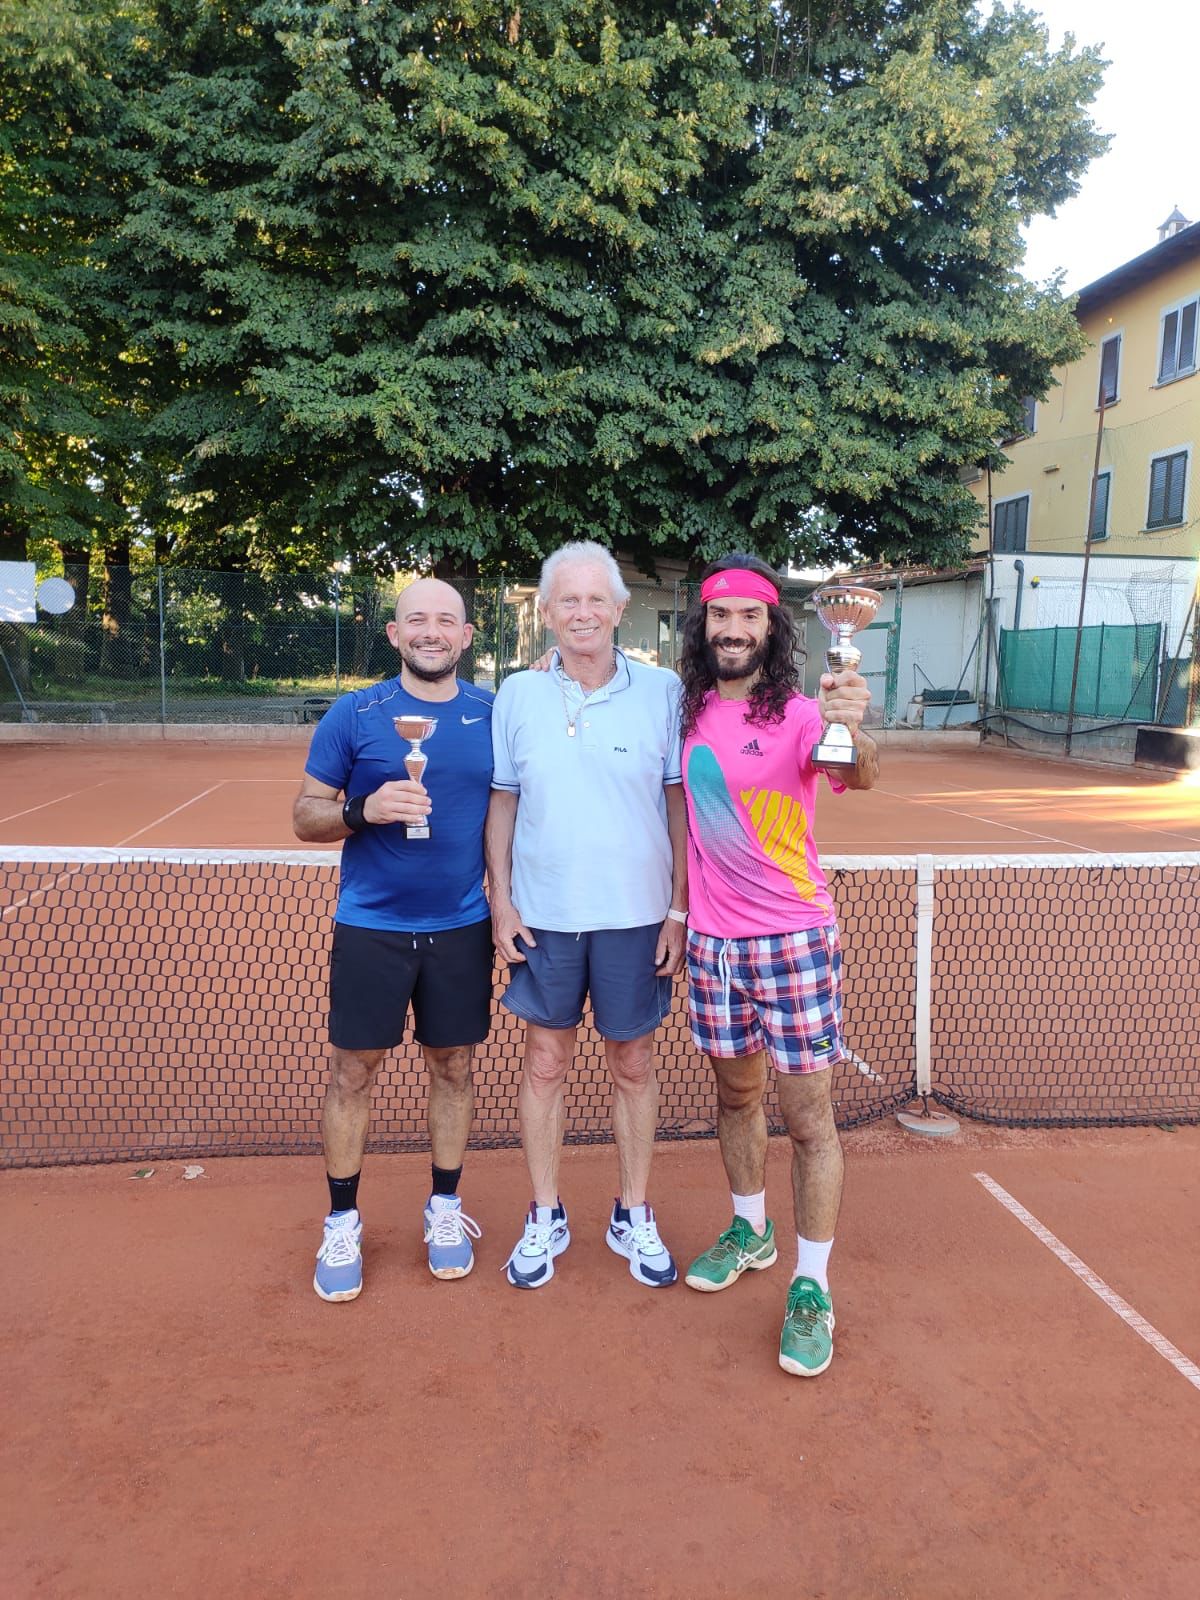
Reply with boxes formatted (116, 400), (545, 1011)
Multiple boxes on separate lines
(393, 715), (438, 839)
(811, 585), (881, 769)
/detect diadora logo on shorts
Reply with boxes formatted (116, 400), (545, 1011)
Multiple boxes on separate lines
(811, 1035), (833, 1054)
(739, 738), (765, 757)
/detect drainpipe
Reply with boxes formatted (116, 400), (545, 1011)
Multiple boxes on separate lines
(1013, 559), (1025, 633)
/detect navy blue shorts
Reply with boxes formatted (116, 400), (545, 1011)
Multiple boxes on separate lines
(329, 918), (493, 1051)
(501, 924), (673, 1041)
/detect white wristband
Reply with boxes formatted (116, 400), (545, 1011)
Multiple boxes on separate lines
(666, 908), (688, 925)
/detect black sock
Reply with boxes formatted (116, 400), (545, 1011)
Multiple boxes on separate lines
(328, 1172), (360, 1215)
(431, 1163), (462, 1198)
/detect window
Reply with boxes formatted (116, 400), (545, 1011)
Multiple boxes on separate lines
(993, 495), (1028, 552)
(1018, 396), (1037, 435)
(1158, 298), (1198, 383)
(1098, 334), (1121, 405)
(1146, 450), (1187, 529)
(1088, 469), (1111, 540)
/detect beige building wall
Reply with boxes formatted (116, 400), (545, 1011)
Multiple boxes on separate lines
(971, 249), (1200, 560)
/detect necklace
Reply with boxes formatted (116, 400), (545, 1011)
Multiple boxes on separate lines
(557, 651), (618, 736)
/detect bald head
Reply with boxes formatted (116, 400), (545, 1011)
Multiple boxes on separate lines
(387, 576), (473, 687)
(395, 577), (467, 626)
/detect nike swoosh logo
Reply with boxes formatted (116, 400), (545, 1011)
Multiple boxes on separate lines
(462, 715), (485, 725)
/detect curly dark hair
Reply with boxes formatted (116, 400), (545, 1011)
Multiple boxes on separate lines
(679, 553), (801, 738)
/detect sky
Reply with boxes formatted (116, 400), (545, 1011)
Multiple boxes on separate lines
(1013, 0), (1200, 293)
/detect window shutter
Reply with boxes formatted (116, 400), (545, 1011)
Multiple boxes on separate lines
(1159, 310), (1179, 381)
(1099, 337), (1120, 404)
(1178, 301), (1198, 373)
(1148, 456), (1169, 525)
(1089, 472), (1110, 539)
(1167, 453), (1186, 524)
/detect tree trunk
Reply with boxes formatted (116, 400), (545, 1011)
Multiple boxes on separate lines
(98, 540), (133, 677)
(434, 553), (479, 682)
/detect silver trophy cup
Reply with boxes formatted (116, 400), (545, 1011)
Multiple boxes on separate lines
(811, 586), (881, 769)
(393, 715), (438, 839)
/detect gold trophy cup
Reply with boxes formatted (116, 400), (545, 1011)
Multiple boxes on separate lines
(811, 586), (881, 769)
(393, 715), (438, 839)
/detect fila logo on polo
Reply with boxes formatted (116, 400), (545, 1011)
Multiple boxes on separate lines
(462, 715), (485, 725)
(740, 738), (764, 757)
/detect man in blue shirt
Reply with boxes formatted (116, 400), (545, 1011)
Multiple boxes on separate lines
(294, 578), (493, 1301)
(486, 542), (688, 1290)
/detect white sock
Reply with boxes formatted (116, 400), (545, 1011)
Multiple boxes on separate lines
(731, 1190), (767, 1235)
(621, 1202), (649, 1224)
(533, 1202), (557, 1224)
(796, 1235), (833, 1291)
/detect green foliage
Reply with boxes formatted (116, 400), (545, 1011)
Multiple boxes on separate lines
(5, 1), (1107, 573)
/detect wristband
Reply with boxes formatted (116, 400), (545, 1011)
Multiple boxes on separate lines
(666, 908), (688, 925)
(342, 793), (370, 833)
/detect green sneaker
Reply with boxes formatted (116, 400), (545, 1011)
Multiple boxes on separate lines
(684, 1215), (777, 1292)
(779, 1276), (835, 1377)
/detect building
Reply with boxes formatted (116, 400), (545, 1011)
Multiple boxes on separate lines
(967, 212), (1200, 740)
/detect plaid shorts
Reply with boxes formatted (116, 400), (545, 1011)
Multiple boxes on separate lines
(686, 924), (844, 1074)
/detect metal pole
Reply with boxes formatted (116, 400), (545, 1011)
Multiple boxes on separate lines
(1065, 392), (1108, 754)
(333, 576), (341, 694)
(157, 565), (168, 725)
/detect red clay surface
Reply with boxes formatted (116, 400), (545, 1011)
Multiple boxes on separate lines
(1, 737), (1198, 852)
(3, 738), (1199, 1598)
(4, 1123), (1199, 1599)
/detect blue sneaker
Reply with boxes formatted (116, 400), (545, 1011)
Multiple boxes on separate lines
(504, 1203), (570, 1289)
(313, 1209), (363, 1302)
(423, 1195), (481, 1280)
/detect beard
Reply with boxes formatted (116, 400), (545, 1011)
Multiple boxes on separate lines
(400, 642), (461, 683)
(704, 637), (769, 682)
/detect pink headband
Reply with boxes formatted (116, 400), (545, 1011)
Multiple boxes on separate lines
(700, 569), (780, 607)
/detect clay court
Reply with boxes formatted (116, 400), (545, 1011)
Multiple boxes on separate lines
(3, 737), (1199, 1598)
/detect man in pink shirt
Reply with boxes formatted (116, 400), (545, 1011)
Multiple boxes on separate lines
(678, 553), (877, 1376)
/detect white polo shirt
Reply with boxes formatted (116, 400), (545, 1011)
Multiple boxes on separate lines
(491, 650), (683, 931)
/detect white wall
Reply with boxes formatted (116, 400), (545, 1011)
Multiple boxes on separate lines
(986, 552), (1197, 652)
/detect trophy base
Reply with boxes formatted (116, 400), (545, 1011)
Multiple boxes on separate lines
(404, 822), (432, 841)
(811, 728), (858, 769)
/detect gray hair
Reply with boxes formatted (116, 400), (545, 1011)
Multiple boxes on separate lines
(538, 541), (630, 606)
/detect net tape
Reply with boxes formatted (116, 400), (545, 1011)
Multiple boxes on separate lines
(3, 851), (1198, 1166)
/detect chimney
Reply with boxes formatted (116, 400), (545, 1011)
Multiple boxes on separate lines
(1158, 207), (1191, 243)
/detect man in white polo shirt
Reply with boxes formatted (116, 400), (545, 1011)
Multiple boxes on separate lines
(485, 541), (688, 1289)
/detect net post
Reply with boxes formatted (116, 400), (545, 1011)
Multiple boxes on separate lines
(897, 855), (960, 1137)
(915, 854), (933, 1096)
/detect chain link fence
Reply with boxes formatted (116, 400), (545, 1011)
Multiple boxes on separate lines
(3, 563), (921, 726)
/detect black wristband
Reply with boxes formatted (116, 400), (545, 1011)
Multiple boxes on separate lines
(342, 793), (370, 833)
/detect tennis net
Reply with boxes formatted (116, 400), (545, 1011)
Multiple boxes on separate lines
(2, 849), (1197, 1167)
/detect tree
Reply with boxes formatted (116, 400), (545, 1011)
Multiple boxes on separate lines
(89, 3), (1109, 573)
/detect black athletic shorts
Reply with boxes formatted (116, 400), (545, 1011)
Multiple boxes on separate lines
(328, 918), (494, 1051)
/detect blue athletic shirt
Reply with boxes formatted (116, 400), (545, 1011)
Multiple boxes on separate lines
(305, 676), (494, 932)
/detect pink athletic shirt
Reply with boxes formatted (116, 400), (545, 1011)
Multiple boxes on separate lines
(682, 691), (844, 938)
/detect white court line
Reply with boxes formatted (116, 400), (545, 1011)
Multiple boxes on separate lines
(0, 781), (115, 827)
(872, 787), (1099, 853)
(116, 783), (228, 846)
(3, 782), (231, 917)
(845, 1050), (881, 1081)
(974, 1172), (1200, 1394)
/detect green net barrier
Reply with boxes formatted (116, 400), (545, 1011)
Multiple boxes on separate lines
(998, 622), (1163, 719)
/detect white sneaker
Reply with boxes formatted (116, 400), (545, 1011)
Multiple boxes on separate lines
(606, 1202), (677, 1287)
(504, 1203), (570, 1289)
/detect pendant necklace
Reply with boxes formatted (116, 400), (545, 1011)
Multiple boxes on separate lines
(558, 652), (617, 737)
